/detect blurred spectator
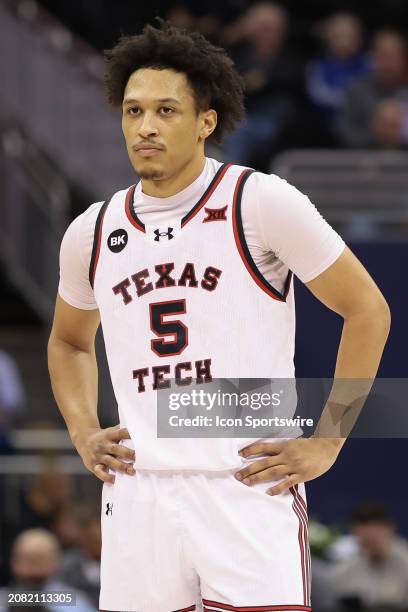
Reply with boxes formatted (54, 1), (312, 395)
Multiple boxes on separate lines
(306, 13), (371, 132)
(0, 529), (94, 612)
(338, 30), (408, 147)
(0, 351), (25, 453)
(331, 503), (408, 610)
(166, 4), (221, 42)
(311, 557), (337, 612)
(326, 533), (358, 562)
(220, 2), (302, 167)
(19, 468), (74, 532)
(58, 507), (101, 608)
(51, 506), (83, 553)
(166, 4), (196, 30)
(0, 465), (75, 586)
(371, 98), (408, 148)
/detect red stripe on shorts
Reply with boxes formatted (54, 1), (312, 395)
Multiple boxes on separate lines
(294, 485), (311, 606)
(203, 598), (312, 611)
(290, 485), (310, 607)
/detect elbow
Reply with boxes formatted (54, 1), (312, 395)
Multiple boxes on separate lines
(47, 335), (57, 375)
(379, 298), (391, 339)
(372, 293), (391, 334)
(355, 294), (391, 339)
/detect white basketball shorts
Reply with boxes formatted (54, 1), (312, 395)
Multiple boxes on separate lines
(100, 469), (311, 612)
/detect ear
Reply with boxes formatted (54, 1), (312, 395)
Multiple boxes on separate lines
(199, 109), (218, 141)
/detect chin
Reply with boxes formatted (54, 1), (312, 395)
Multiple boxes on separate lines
(137, 162), (166, 181)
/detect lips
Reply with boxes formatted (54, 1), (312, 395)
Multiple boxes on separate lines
(136, 147), (162, 157)
(134, 143), (164, 158)
(134, 143), (163, 151)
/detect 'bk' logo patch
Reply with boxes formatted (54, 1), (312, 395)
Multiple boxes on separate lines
(203, 205), (228, 223)
(154, 227), (174, 241)
(108, 229), (128, 253)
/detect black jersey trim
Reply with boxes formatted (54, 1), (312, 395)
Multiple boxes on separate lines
(232, 170), (293, 302)
(181, 163), (231, 227)
(89, 200), (110, 289)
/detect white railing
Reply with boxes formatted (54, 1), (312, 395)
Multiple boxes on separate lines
(0, 455), (86, 475)
(272, 150), (408, 240)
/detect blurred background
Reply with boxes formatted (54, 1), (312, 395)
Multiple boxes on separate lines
(0, 0), (408, 610)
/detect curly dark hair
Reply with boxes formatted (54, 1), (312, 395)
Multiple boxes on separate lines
(104, 19), (245, 144)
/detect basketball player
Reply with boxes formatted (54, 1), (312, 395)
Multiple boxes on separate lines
(48, 21), (391, 612)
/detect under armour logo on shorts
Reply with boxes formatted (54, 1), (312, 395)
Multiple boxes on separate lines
(106, 503), (113, 516)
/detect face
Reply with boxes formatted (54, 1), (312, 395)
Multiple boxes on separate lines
(373, 33), (407, 84)
(325, 17), (362, 59)
(353, 522), (394, 560)
(245, 5), (287, 56)
(372, 99), (403, 147)
(12, 539), (58, 585)
(122, 68), (216, 182)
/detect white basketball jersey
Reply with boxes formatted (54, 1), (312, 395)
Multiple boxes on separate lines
(91, 163), (297, 470)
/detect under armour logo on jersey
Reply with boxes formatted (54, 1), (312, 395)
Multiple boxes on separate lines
(203, 205), (228, 222)
(154, 227), (174, 241)
(108, 229), (128, 253)
(106, 503), (113, 516)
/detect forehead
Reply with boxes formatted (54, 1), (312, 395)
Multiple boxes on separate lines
(375, 36), (404, 54)
(123, 68), (194, 104)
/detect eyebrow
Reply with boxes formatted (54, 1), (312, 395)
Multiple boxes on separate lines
(122, 97), (181, 106)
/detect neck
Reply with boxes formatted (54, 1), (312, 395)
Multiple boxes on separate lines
(141, 153), (206, 198)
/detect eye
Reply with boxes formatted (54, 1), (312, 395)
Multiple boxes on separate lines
(127, 106), (140, 116)
(160, 107), (174, 115)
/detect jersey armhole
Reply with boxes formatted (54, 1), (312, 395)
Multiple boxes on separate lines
(231, 169), (293, 302)
(89, 200), (109, 289)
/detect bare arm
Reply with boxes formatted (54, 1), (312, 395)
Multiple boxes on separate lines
(306, 245), (391, 379)
(236, 246), (391, 493)
(48, 295), (100, 435)
(48, 295), (135, 483)
(306, 245), (391, 445)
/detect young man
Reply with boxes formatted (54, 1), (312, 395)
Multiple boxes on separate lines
(48, 21), (390, 612)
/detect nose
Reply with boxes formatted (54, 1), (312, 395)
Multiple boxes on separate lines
(138, 111), (159, 139)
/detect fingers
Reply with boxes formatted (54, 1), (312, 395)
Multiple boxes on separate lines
(85, 428), (136, 482)
(93, 463), (115, 484)
(235, 457), (282, 480)
(105, 441), (135, 462)
(239, 440), (285, 458)
(109, 427), (131, 442)
(81, 426), (135, 482)
(100, 454), (135, 475)
(236, 464), (288, 486)
(266, 474), (299, 496)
